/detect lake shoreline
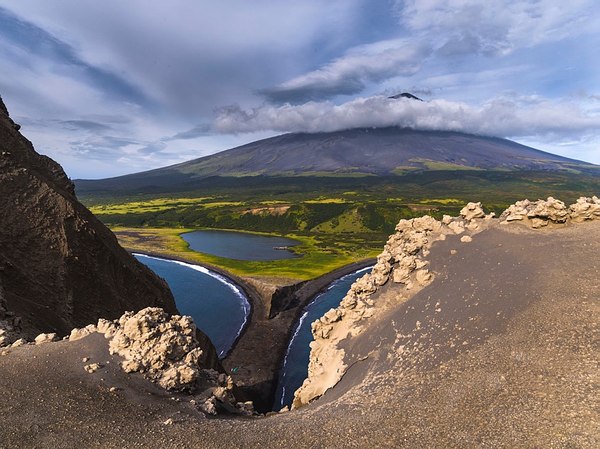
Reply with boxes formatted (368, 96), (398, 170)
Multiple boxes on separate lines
(133, 253), (251, 358)
(128, 247), (374, 412)
(180, 229), (301, 261)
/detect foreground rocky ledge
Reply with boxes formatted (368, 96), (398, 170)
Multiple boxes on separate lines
(1, 196), (598, 448)
(293, 196), (600, 407)
(2, 307), (253, 416)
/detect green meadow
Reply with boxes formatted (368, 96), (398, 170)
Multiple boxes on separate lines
(82, 169), (600, 280)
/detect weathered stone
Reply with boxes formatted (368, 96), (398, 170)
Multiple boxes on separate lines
(527, 197), (568, 223)
(109, 308), (200, 389)
(447, 221), (465, 234)
(84, 363), (102, 373)
(11, 338), (27, 347)
(69, 324), (97, 341)
(530, 218), (548, 229)
(501, 197), (569, 227)
(460, 202), (486, 221)
(569, 196), (600, 222)
(34, 333), (57, 345)
(460, 235), (473, 243)
(106, 307), (250, 416)
(415, 269), (432, 285)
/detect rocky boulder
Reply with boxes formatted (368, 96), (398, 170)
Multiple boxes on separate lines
(107, 308), (251, 415)
(500, 197), (569, 228)
(460, 202), (486, 221)
(500, 196), (599, 228)
(569, 196), (600, 222)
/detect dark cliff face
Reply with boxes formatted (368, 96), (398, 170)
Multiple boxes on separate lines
(0, 96), (180, 337)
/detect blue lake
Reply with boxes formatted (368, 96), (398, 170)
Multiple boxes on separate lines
(273, 266), (373, 410)
(134, 254), (250, 358)
(181, 230), (300, 261)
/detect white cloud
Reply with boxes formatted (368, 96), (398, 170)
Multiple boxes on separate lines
(263, 0), (600, 103)
(2, 0), (362, 116)
(262, 39), (430, 103)
(214, 94), (600, 141)
(397, 0), (598, 56)
(1, 1), (599, 175)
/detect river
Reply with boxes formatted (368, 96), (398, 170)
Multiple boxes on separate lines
(136, 250), (372, 411)
(273, 266), (373, 410)
(134, 254), (250, 358)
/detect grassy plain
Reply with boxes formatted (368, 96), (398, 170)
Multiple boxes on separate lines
(82, 169), (600, 280)
(112, 226), (383, 280)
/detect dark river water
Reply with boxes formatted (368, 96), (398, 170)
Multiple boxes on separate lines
(136, 249), (371, 411)
(181, 230), (300, 260)
(134, 254), (250, 358)
(273, 266), (373, 410)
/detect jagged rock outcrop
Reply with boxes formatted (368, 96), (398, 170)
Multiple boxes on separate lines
(0, 96), (177, 341)
(500, 196), (599, 228)
(293, 206), (492, 408)
(568, 196), (600, 222)
(293, 196), (598, 408)
(500, 197), (569, 228)
(106, 308), (252, 415)
(3, 307), (247, 415)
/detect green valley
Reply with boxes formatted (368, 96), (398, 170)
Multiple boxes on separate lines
(81, 169), (600, 280)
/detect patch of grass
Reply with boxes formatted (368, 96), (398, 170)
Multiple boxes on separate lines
(312, 207), (370, 233)
(391, 165), (420, 175)
(113, 227), (382, 280)
(418, 198), (463, 205)
(304, 198), (347, 204)
(89, 197), (214, 215)
(410, 159), (483, 171)
(83, 169), (600, 281)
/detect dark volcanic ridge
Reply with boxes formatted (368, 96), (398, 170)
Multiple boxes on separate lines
(0, 96), (199, 344)
(76, 127), (597, 194)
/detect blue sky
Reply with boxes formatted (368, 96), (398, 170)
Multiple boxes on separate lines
(0, 0), (599, 179)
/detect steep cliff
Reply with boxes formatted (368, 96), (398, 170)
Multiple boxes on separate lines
(0, 96), (178, 339)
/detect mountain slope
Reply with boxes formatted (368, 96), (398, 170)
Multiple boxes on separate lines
(76, 127), (595, 194)
(0, 96), (178, 338)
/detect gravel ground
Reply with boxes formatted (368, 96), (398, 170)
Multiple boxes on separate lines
(0, 220), (598, 448)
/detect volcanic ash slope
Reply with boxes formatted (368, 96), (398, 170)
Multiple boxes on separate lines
(0, 196), (599, 448)
(291, 196), (599, 446)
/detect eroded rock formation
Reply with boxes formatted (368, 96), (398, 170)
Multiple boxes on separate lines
(568, 196), (600, 222)
(292, 202), (493, 407)
(87, 307), (250, 415)
(0, 96), (177, 342)
(499, 196), (600, 228)
(293, 196), (598, 408)
(500, 197), (569, 228)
